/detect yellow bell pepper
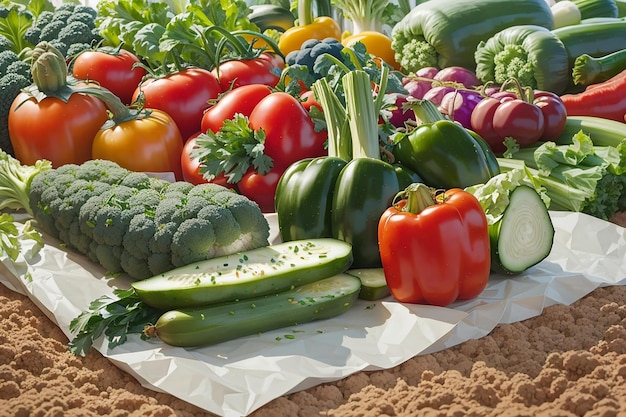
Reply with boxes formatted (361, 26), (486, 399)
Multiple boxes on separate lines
(342, 30), (401, 71)
(278, 0), (342, 55)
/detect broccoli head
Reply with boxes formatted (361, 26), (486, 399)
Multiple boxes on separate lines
(123, 212), (157, 260)
(1, 72), (31, 156)
(33, 11), (54, 31)
(0, 50), (20, 74)
(57, 22), (96, 48)
(6, 60), (31, 80)
(391, 33), (438, 74)
(170, 218), (216, 267)
(0, 35), (12, 53)
(66, 43), (91, 59)
(67, 12), (96, 30)
(493, 44), (536, 88)
(120, 250), (153, 280)
(285, 37), (345, 80)
(39, 20), (66, 42)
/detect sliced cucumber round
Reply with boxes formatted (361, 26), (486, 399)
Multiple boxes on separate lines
(132, 238), (354, 309)
(490, 185), (555, 275)
(149, 273), (361, 347)
(346, 268), (390, 300)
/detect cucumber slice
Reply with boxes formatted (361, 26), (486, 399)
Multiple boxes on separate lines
(490, 185), (555, 275)
(346, 268), (390, 300)
(149, 273), (361, 347)
(132, 238), (354, 310)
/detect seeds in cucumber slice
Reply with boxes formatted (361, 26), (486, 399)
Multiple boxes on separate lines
(490, 185), (555, 275)
(132, 238), (354, 309)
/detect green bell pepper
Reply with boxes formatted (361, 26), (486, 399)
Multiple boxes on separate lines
(275, 156), (347, 242)
(393, 100), (499, 189)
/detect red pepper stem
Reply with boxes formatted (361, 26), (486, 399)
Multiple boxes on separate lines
(402, 183), (436, 214)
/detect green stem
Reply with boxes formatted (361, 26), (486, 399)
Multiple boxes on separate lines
(572, 50), (626, 85)
(344, 70), (380, 159)
(402, 183), (436, 213)
(311, 78), (352, 160)
(410, 99), (447, 123)
(315, 0), (332, 17)
(299, 0), (315, 25)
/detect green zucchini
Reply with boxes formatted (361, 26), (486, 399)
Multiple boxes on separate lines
(146, 273), (361, 347)
(552, 20), (626, 67)
(132, 238), (353, 310)
(248, 4), (295, 32)
(556, 116), (626, 147)
(346, 268), (390, 300)
(489, 185), (555, 275)
(570, 0), (618, 19)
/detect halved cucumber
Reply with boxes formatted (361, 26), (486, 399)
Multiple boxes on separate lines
(147, 273), (361, 347)
(132, 238), (353, 310)
(346, 268), (390, 300)
(490, 185), (555, 275)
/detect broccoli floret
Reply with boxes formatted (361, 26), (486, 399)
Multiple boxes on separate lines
(1, 73), (31, 156)
(47, 40), (68, 58)
(57, 22), (95, 48)
(170, 218), (216, 267)
(147, 252), (174, 276)
(120, 250), (152, 280)
(119, 171), (154, 190)
(34, 11), (54, 30)
(0, 50), (20, 74)
(391, 33), (438, 74)
(285, 38), (345, 80)
(51, 9), (73, 23)
(39, 20), (66, 42)
(196, 204), (241, 248)
(67, 12), (96, 29)
(6, 60), (31, 80)
(23, 27), (41, 48)
(0, 35), (12, 53)
(123, 212), (157, 260)
(74, 159), (130, 183)
(73, 6), (98, 19)
(149, 221), (178, 254)
(66, 43), (91, 58)
(493, 44), (536, 89)
(93, 242), (124, 274)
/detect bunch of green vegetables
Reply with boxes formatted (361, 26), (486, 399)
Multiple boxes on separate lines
(499, 130), (626, 221)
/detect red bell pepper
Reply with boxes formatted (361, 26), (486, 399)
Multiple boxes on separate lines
(378, 183), (491, 307)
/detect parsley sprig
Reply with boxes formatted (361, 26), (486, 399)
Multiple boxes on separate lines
(68, 288), (163, 356)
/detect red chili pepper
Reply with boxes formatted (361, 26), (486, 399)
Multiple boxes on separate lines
(560, 69), (626, 123)
(378, 183), (491, 307)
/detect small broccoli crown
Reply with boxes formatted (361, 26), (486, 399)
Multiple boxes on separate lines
(87, 186), (136, 246)
(0, 50), (20, 74)
(196, 204), (241, 247)
(119, 171), (154, 190)
(123, 213), (157, 260)
(75, 159), (130, 183)
(67, 12), (96, 29)
(286, 37), (344, 79)
(120, 251), (153, 280)
(66, 43), (91, 58)
(1, 72), (31, 156)
(170, 218), (216, 267)
(493, 44), (536, 88)
(23, 27), (41, 47)
(58, 22), (95, 48)
(34, 11), (54, 30)
(147, 252), (174, 276)
(6, 60), (32, 80)
(93, 242), (124, 274)
(73, 6), (98, 19)
(164, 181), (195, 196)
(0, 35), (12, 53)
(67, 221), (92, 255)
(149, 221), (178, 254)
(39, 20), (66, 42)
(392, 34), (438, 74)
(52, 8), (73, 23)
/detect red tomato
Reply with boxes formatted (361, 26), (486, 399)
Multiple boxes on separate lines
(248, 92), (327, 169)
(181, 133), (235, 188)
(300, 90), (322, 112)
(201, 84), (272, 133)
(72, 49), (147, 105)
(131, 68), (221, 141)
(257, 52), (285, 71)
(237, 165), (285, 213)
(211, 58), (280, 91)
(8, 91), (108, 167)
(492, 100), (544, 148)
(92, 109), (184, 180)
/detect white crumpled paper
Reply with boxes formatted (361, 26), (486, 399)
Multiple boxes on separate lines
(1, 211), (625, 417)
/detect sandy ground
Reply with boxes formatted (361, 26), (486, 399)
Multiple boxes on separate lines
(0, 212), (625, 417)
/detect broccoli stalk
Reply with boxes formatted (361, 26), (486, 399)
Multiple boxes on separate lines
(572, 50), (626, 86)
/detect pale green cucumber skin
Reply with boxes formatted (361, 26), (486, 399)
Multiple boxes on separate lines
(490, 186), (555, 275)
(556, 116), (626, 147)
(154, 274), (361, 347)
(132, 239), (354, 310)
(346, 268), (391, 300)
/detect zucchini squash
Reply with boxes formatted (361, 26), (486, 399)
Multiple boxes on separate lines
(132, 238), (354, 310)
(390, 0), (554, 73)
(569, 0), (619, 19)
(552, 20), (626, 67)
(248, 4), (295, 32)
(146, 273), (361, 347)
